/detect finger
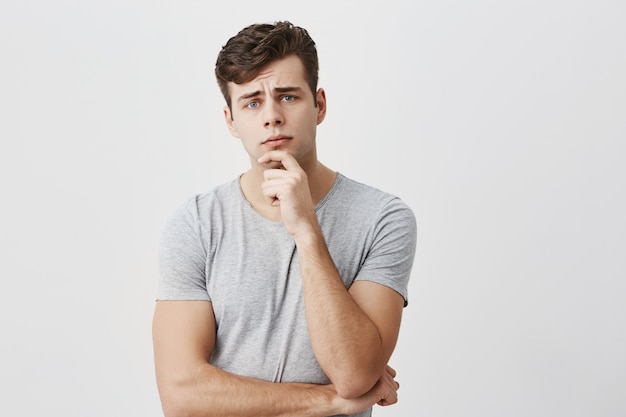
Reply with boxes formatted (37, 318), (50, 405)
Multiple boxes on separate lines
(386, 365), (397, 378)
(257, 150), (287, 165)
(260, 182), (281, 204)
(258, 151), (299, 171)
(380, 371), (399, 399)
(377, 390), (398, 407)
(262, 167), (288, 181)
(383, 373), (399, 392)
(257, 152), (285, 170)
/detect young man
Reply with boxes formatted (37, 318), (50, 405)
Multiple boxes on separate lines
(152, 21), (417, 417)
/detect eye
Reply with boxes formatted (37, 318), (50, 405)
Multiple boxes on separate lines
(246, 101), (260, 109)
(282, 95), (296, 102)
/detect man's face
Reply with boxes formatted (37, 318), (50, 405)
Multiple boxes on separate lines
(224, 55), (326, 170)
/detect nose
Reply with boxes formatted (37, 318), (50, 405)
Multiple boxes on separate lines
(263, 100), (284, 127)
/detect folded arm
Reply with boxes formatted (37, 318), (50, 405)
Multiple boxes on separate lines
(152, 300), (392, 417)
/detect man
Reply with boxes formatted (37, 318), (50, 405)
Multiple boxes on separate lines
(152, 21), (417, 417)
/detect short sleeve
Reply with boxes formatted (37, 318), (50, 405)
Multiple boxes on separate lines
(354, 198), (417, 307)
(157, 197), (211, 301)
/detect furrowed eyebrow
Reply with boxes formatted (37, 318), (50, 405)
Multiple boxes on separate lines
(274, 86), (302, 94)
(237, 90), (261, 103)
(236, 86), (303, 103)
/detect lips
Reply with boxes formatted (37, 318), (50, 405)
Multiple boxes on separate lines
(262, 135), (292, 146)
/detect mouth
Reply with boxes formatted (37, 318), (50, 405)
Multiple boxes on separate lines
(262, 135), (292, 147)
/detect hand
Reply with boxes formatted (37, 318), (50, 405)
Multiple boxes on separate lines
(333, 366), (400, 415)
(374, 365), (400, 407)
(257, 150), (317, 237)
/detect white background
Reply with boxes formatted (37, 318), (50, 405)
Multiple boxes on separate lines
(1, 1), (625, 416)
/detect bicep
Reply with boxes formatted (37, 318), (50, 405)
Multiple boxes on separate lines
(152, 300), (216, 385)
(348, 281), (404, 362)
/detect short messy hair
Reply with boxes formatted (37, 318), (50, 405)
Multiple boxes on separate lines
(215, 21), (319, 110)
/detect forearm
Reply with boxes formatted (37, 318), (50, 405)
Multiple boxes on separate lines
(158, 362), (339, 417)
(294, 224), (387, 398)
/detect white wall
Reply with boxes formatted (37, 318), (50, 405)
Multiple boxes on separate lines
(1, 1), (624, 416)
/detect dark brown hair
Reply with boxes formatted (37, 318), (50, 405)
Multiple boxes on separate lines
(215, 21), (319, 110)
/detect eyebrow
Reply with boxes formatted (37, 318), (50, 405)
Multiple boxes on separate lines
(236, 86), (303, 103)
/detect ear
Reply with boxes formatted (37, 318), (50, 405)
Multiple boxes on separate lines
(316, 88), (327, 125)
(224, 106), (240, 138)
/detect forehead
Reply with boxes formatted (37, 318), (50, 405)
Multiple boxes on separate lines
(230, 55), (309, 95)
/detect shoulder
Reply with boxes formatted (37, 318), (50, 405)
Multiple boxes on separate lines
(169, 178), (240, 220)
(331, 173), (415, 221)
(194, 177), (241, 210)
(161, 177), (241, 240)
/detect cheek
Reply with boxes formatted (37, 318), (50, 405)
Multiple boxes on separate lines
(232, 117), (256, 138)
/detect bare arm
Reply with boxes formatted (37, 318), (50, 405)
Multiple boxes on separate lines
(152, 300), (392, 417)
(297, 225), (404, 399)
(259, 151), (406, 399)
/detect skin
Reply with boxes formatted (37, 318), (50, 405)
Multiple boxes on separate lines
(153, 55), (405, 416)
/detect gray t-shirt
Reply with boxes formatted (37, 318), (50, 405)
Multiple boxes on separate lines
(158, 173), (417, 416)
